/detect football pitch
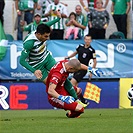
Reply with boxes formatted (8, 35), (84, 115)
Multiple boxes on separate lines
(0, 109), (132, 133)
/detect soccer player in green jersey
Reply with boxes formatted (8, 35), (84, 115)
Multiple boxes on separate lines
(19, 11), (78, 100)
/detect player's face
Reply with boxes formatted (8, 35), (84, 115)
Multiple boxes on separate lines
(84, 36), (92, 45)
(39, 33), (50, 42)
(67, 67), (81, 73)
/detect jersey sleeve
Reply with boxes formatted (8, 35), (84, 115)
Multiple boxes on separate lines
(24, 24), (31, 32)
(19, 40), (36, 73)
(76, 44), (82, 52)
(92, 48), (96, 59)
(45, 17), (60, 27)
(49, 71), (61, 85)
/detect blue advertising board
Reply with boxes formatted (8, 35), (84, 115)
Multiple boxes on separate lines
(0, 39), (133, 79)
(0, 80), (119, 110)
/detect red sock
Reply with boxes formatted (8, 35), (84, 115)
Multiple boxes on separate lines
(69, 107), (84, 118)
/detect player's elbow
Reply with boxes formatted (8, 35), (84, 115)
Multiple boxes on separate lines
(48, 87), (54, 96)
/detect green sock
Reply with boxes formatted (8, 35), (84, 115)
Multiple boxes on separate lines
(64, 78), (78, 100)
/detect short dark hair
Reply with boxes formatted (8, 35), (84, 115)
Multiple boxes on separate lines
(69, 12), (76, 20)
(84, 34), (92, 39)
(36, 24), (51, 35)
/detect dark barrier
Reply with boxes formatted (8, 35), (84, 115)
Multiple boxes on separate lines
(0, 79), (119, 110)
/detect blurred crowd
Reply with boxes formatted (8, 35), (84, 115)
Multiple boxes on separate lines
(0, 0), (132, 40)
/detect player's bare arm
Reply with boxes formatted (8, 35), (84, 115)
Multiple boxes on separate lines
(48, 83), (60, 98)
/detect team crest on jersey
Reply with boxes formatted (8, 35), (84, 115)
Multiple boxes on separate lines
(82, 53), (87, 58)
(39, 45), (45, 53)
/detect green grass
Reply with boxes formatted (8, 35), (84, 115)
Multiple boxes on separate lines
(0, 109), (133, 133)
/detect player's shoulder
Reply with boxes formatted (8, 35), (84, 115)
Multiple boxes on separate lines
(76, 43), (84, 48)
(79, 43), (84, 46)
(24, 32), (37, 43)
(89, 45), (95, 52)
(51, 60), (67, 75)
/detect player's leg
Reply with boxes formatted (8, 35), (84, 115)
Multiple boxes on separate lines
(74, 86), (89, 107)
(71, 70), (88, 104)
(49, 97), (84, 118)
(66, 106), (84, 118)
(62, 87), (85, 118)
(71, 77), (78, 86)
(34, 63), (48, 84)
(64, 78), (78, 100)
(32, 54), (56, 84)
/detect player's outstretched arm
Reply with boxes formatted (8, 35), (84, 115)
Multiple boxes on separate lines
(80, 64), (103, 77)
(44, 11), (61, 27)
(88, 67), (103, 77)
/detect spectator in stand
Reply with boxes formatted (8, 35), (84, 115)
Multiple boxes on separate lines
(21, 12), (44, 33)
(111, 0), (131, 38)
(44, 0), (68, 40)
(0, 0), (5, 26)
(68, 5), (88, 40)
(79, 0), (109, 12)
(37, 0), (67, 19)
(88, 0), (110, 39)
(15, 0), (37, 40)
(65, 12), (79, 40)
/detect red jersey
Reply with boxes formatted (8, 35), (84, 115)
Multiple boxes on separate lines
(46, 60), (69, 96)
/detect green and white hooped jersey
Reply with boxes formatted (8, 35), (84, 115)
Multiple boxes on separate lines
(45, 2), (68, 30)
(23, 32), (50, 68)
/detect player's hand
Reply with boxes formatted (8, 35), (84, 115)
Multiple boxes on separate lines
(88, 67), (103, 77)
(58, 95), (75, 104)
(55, 10), (61, 18)
(34, 70), (42, 79)
(88, 72), (93, 80)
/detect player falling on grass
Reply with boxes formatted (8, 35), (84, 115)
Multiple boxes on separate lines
(19, 11), (102, 107)
(46, 59), (86, 118)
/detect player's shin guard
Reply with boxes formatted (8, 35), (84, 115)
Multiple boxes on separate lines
(64, 79), (78, 100)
